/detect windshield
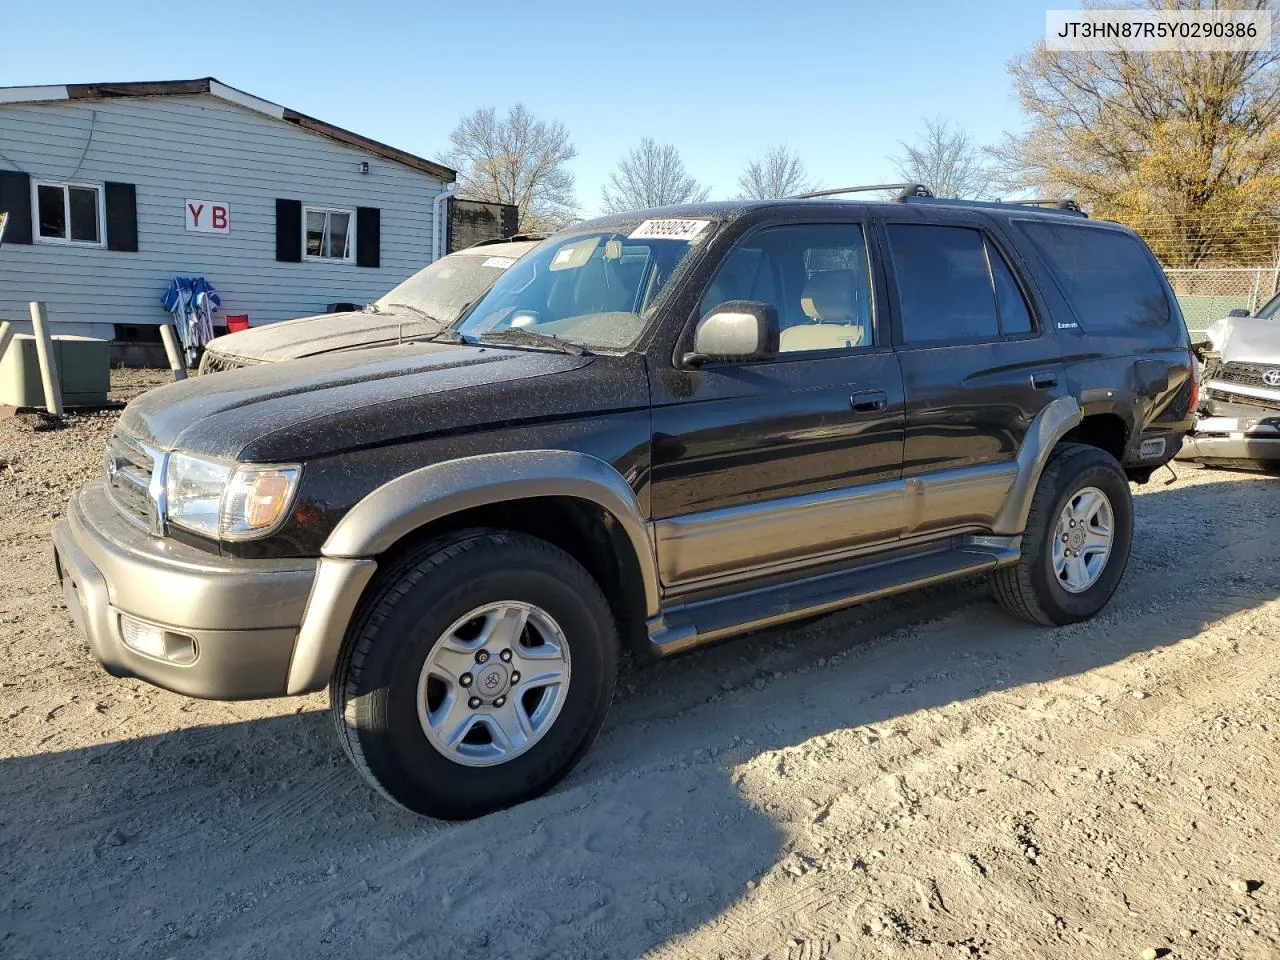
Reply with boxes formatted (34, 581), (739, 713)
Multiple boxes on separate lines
(455, 219), (716, 350)
(375, 252), (520, 324)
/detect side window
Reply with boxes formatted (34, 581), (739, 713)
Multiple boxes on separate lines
(1017, 221), (1171, 332)
(33, 180), (102, 246)
(303, 206), (355, 262)
(886, 225), (999, 344)
(700, 223), (874, 354)
(987, 239), (1034, 334)
(699, 246), (773, 316)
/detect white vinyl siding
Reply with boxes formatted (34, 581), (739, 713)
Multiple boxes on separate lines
(0, 94), (445, 337)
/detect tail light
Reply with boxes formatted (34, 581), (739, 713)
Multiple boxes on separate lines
(1188, 348), (1200, 413)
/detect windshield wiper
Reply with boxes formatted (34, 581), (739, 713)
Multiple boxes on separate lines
(477, 328), (589, 356)
(384, 302), (441, 324)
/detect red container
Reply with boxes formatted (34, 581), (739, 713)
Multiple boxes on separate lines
(226, 314), (250, 333)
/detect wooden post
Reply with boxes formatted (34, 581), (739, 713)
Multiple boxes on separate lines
(0, 320), (13, 363)
(29, 302), (63, 416)
(159, 323), (188, 381)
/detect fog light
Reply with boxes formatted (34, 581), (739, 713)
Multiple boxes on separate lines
(118, 615), (198, 665)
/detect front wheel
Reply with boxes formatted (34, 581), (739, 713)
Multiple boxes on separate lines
(994, 443), (1134, 626)
(331, 530), (618, 819)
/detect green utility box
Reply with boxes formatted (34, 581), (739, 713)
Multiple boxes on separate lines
(0, 334), (111, 408)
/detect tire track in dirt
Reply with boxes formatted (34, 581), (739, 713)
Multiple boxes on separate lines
(4, 387), (1279, 960)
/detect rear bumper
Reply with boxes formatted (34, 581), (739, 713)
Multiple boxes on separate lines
(54, 483), (318, 699)
(1175, 415), (1280, 465)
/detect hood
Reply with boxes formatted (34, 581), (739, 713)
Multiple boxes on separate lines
(120, 342), (595, 461)
(1204, 315), (1280, 365)
(204, 309), (447, 364)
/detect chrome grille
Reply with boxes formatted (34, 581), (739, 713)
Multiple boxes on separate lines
(104, 434), (160, 531)
(198, 350), (251, 375)
(1207, 388), (1280, 412)
(1217, 362), (1280, 390)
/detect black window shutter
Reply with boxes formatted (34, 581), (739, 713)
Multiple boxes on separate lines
(276, 199), (302, 262)
(104, 182), (138, 252)
(0, 170), (33, 244)
(356, 206), (380, 268)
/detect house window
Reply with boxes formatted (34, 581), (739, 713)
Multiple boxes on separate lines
(303, 207), (354, 262)
(33, 180), (102, 245)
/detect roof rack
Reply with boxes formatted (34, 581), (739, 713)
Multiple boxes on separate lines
(898, 195), (1088, 217)
(790, 183), (934, 201)
(786, 183), (1088, 217)
(1018, 199), (1084, 212)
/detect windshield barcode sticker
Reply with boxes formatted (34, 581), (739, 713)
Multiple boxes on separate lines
(628, 219), (711, 241)
(482, 256), (517, 268)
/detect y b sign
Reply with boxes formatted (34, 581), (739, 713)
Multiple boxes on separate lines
(186, 200), (230, 234)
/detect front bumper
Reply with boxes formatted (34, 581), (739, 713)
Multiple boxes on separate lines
(1175, 415), (1280, 466)
(53, 483), (318, 699)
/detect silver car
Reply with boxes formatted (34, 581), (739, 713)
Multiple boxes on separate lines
(198, 237), (542, 373)
(1177, 306), (1280, 471)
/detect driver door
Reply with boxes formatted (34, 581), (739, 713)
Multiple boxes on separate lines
(647, 220), (907, 588)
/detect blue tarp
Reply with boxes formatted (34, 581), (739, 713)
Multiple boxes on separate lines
(161, 276), (221, 365)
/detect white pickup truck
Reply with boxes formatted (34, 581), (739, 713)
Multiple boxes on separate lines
(1178, 306), (1280, 472)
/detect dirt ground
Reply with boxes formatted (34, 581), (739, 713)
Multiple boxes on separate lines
(2, 370), (1279, 960)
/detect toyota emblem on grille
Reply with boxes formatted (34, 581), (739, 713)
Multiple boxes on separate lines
(1264, 369), (1280, 387)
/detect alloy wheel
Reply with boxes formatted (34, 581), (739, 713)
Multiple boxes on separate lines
(416, 601), (571, 767)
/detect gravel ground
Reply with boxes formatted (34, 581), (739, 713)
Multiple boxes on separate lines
(2, 370), (1279, 960)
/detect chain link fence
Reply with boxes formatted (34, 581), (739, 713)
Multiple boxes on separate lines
(1164, 267), (1280, 335)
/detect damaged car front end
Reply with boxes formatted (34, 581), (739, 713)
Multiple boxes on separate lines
(1177, 313), (1280, 471)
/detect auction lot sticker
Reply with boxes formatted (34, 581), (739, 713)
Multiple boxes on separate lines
(629, 219), (711, 241)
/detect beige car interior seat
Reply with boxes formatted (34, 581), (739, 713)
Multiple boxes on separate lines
(780, 269), (868, 352)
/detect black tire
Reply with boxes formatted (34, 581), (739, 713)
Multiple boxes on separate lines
(330, 529), (618, 819)
(993, 443), (1134, 627)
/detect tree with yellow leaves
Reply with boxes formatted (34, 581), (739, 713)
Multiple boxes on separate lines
(991, 0), (1280, 266)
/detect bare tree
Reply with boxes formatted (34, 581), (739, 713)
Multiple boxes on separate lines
(443, 104), (578, 233)
(737, 145), (817, 199)
(991, 0), (1280, 266)
(890, 117), (993, 200)
(600, 138), (710, 214)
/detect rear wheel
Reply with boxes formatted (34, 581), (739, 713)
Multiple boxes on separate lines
(331, 530), (618, 819)
(994, 443), (1134, 626)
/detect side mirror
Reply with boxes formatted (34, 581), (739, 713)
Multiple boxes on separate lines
(1228, 308), (1251, 318)
(684, 300), (779, 367)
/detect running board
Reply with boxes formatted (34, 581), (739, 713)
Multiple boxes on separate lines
(646, 539), (1019, 656)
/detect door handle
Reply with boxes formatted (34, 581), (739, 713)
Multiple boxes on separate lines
(850, 390), (888, 414)
(1031, 371), (1058, 390)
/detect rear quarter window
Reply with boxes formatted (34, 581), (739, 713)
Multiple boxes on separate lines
(1017, 221), (1171, 333)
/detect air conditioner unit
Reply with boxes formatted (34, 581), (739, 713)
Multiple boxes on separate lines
(0, 334), (110, 408)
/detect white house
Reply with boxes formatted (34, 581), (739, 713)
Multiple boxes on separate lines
(0, 78), (455, 357)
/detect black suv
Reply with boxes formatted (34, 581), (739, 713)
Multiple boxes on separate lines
(54, 190), (1196, 818)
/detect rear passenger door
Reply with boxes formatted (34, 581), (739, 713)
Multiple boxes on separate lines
(879, 215), (1067, 535)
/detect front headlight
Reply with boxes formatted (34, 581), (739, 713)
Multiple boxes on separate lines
(165, 452), (300, 540)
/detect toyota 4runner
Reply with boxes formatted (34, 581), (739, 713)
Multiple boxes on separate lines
(54, 188), (1196, 819)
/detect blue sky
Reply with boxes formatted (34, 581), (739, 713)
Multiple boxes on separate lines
(4, 0), (1046, 216)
